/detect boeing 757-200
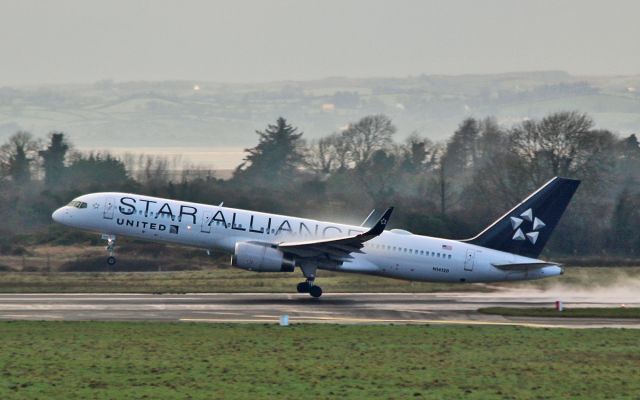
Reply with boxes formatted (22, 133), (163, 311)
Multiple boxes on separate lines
(52, 177), (580, 297)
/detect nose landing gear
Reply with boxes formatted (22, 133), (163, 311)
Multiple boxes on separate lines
(102, 234), (117, 266)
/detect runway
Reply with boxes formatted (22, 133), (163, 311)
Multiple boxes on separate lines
(0, 290), (638, 328)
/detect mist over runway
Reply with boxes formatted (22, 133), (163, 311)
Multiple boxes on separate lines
(0, 291), (638, 329)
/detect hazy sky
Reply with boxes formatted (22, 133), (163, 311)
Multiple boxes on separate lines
(1, 0), (639, 85)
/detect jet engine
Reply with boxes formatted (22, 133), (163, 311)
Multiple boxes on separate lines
(231, 242), (295, 272)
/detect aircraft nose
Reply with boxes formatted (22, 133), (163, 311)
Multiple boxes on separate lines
(52, 207), (66, 224)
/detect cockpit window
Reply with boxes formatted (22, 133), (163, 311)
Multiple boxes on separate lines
(67, 200), (88, 209)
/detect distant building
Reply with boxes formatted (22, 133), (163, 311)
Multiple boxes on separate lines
(321, 103), (335, 112)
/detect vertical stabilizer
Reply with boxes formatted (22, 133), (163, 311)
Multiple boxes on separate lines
(463, 177), (580, 258)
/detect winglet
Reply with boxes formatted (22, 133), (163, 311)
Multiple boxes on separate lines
(367, 207), (393, 236)
(360, 209), (377, 227)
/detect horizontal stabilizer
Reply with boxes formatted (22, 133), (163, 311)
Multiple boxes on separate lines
(492, 262), (560, 271)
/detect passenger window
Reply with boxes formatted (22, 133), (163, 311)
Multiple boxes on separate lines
(448, 255), (452, 259)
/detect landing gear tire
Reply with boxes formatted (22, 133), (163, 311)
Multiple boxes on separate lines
(297, 282), (310, 293)
(309, 285), (323, 298)
(102, 234), (117, 267)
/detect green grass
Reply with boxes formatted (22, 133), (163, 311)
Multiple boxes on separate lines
(2, 243), (640, 294)
(0, 322), (638, 399)
(0, 263), (639, 294)
(479, 307), (640, 319)
(0, 269), (489, 294)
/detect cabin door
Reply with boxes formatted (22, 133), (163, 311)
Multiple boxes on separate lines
(201, 211), (213, 233)
(103, 197), (116, 220)
(464, 249), (475, 271)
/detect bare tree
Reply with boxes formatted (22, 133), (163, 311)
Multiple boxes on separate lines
(0, 131), (40, 183)
(332, 132), (351, 171)
(307, 136), (337, 175)
(343, 114), (396, 166)
(510, 111), (615, 187)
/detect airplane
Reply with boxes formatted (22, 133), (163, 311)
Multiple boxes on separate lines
(52, 177), (580, 298)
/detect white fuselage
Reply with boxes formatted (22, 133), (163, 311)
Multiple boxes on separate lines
(52, 192), (562, 283)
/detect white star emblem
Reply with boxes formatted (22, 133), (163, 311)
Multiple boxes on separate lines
(511, 208), (545, 244)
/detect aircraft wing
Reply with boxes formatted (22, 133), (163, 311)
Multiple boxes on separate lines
(277, 207), (393, 261)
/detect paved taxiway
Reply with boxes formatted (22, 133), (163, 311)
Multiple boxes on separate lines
(0, 290), (638, 328)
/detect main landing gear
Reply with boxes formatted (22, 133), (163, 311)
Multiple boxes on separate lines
(297, 264), (322, 298)
(296, 280), (323, 298)
(102, 234), (117, 266)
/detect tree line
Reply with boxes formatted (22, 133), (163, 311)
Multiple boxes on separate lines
(1, 111), (639, 257)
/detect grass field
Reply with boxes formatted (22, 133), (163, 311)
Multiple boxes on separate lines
(0, 322), (638, 399)
(0, 266), (639, 294)
(1, 244), (639, 294)
(0, 269), (490, 293)
(478, 307), (640, 319)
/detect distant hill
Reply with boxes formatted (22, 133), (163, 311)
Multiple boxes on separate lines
(1, 70), (638, 152)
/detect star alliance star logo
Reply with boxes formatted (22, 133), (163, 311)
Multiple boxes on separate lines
(510, 208), (545, 244)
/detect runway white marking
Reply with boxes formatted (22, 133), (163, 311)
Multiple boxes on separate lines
(2, 314), (63, 319)
(191, 311), (245, 316)
(280, 309), (338, 314)
(402, 309), (434, 315)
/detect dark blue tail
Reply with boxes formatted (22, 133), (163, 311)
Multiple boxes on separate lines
(463, 177), (580, 258)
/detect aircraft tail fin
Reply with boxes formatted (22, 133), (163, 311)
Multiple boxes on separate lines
(462, 177), (580, 258)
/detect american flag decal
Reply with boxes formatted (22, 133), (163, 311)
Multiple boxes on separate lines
(442, 244), (452, 251)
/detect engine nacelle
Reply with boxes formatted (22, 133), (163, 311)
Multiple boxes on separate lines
(231, 242), (295, 272)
